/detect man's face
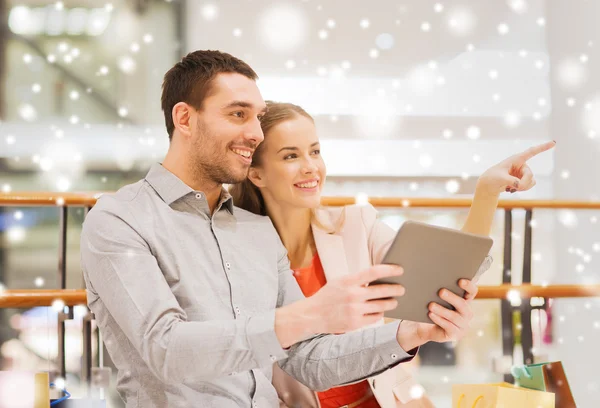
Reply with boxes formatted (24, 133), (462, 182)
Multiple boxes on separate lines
(190, 73), (267, 185)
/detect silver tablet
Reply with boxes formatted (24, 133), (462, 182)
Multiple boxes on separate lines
(372, 220), (493, 324)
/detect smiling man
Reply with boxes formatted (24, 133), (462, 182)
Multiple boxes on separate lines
(79, 50), (474, 408)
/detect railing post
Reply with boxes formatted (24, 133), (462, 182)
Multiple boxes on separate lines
(81, 206), (91, 289)
(58, 206), (68, 289)
(501, 209), (515, 382)
(81, 206), (95, 395)
(521, 209), (534, 365)
(82, 310), (94, 395)
(57, 205), (68, 379)
(56, 306), (72, 380)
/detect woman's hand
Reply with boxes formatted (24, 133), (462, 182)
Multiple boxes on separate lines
(396, 279), (478, 350)
(476, 141), (556, 196)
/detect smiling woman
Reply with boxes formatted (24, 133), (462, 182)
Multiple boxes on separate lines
(249, 110), (324, 210)
(230, 102), (436, 408)
(230, 101), (320, 216)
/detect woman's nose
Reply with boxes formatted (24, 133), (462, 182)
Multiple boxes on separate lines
(303, 160), (318, 174)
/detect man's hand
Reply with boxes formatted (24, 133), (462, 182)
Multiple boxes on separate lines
(308, 264), (405, 334)
(275, 265), (405, 348)
(396, 279), (478, 351)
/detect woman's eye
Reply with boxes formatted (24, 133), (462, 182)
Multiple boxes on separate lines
(284, 154), (297, 160)
(312, 149), (320, 155)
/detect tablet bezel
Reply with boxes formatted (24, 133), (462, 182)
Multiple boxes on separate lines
(372, 220), (493, 324)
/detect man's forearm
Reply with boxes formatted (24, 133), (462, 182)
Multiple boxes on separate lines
(279, 321), (415, 391)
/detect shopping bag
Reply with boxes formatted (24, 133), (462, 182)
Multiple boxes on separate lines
(452, 382), (555, 408)
(511, 361), (576, 408)
(0, 371), (50, 408)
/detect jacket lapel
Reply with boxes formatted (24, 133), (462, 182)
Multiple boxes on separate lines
(311, 209), (350, 281)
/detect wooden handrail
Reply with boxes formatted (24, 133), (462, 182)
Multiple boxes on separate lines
(0, 192), (100, 207)
(2, 192), (600, 209)
(324, 197), (600, 210)
(476, 284), (600, 299)
(1, 285), (598, 308)
(0, 290), (88, 308)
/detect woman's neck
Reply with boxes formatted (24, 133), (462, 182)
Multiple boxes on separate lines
(265, 198), (314, 269)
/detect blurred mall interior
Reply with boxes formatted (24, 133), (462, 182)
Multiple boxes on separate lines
(0, 0), (599, 406)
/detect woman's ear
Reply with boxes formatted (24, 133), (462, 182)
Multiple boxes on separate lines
(248, 167), (267, 188)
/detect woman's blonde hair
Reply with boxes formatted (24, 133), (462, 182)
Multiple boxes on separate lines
(229, 101), (314, 216)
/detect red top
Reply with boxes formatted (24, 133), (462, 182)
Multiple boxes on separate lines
(292, 253), (380, 408)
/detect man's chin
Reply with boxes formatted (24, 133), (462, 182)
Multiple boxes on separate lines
(220, 178), (246, 186)
(217, 172), (249, 186)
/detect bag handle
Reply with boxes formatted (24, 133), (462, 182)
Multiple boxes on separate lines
(457, 393), (484, 408)
(49, 382), (71, 406)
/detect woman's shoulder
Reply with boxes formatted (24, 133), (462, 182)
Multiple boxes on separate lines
(314, 204), (378, 232)
(318, 203), (377, 216)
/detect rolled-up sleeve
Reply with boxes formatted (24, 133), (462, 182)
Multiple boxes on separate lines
(80, 202), (288, 385)
(474, 254), (493, 280)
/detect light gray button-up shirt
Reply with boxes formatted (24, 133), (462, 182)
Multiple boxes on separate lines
(80, 163), (414, 408)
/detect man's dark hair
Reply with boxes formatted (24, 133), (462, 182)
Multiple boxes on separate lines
(161, 50), (258, 140)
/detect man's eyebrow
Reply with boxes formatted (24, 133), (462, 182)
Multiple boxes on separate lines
(223, 101), (268, 113)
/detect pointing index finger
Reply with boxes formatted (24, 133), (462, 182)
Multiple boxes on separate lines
(517, 140), (556, 162)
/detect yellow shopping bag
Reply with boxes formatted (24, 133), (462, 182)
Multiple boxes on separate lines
(452, 382), (555, 408)
(0, 371), (49, 408)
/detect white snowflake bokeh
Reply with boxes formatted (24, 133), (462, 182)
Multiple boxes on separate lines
(257, 4), (308, 52)
(446, 6), (476, 37)
(556, 58), (588, 90)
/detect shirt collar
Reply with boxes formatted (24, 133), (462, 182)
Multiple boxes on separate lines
(218, 188), (235, 214)
(145, 163), (234, 214)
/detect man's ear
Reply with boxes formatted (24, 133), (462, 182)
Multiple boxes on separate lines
(172, 102), (194, 139)
(248, 167), (267, 188)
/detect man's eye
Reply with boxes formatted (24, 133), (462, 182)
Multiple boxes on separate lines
(232, 111), (244, 118)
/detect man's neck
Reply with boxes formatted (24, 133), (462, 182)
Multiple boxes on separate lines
(162, 151), (222, 213)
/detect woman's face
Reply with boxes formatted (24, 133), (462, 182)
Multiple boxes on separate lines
(250, 115), (326, 210)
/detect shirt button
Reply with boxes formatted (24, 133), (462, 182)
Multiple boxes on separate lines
(269, 355), (277, 362)
(235, 307), (241, 315)
(391, 353), (398, 359)
(225, 262), (231, 269)
(195, 193), (203, 199)
(229, 371), (237, 376)
(252, 401), (258, 408)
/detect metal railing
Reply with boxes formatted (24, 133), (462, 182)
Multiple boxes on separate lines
(1, 192), (599, 387)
